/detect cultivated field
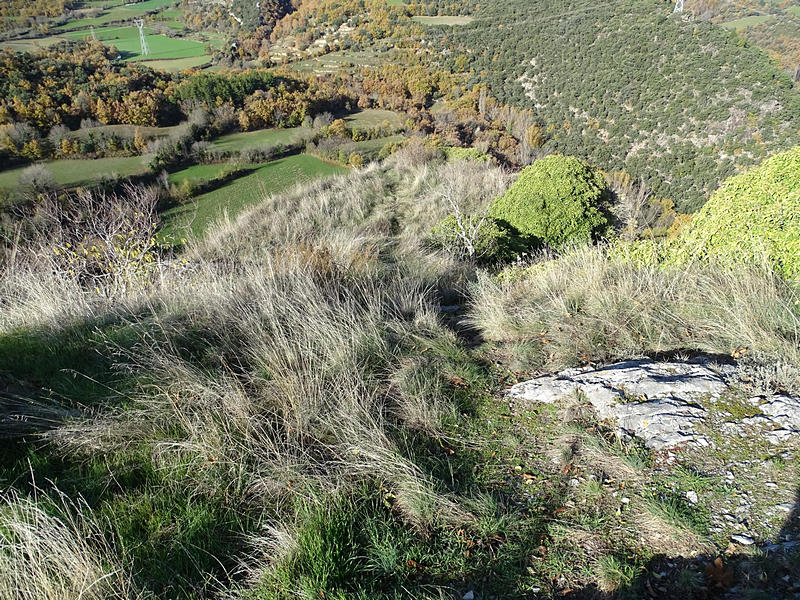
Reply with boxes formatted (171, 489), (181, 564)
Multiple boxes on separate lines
(411, 15), (474, 25)
(210, 127), (311, 154)
(0, 155), (150, 190)
(161, 154), (346, 236)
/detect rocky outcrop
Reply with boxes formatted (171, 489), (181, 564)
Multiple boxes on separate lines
(507, 359), (800, 450)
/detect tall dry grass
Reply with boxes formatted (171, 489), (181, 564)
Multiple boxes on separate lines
(0, 491), (139, 600)
(468, 245), (800, 390)
(0, 158), (508, 596)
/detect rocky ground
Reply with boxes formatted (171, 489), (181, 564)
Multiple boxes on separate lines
(492, 358), (800, 598)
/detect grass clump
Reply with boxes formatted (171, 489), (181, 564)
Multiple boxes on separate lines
(0, 491), (139, 600)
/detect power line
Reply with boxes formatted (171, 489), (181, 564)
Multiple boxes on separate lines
(135, 19), (149, 56)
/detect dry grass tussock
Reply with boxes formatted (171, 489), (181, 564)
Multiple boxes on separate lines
(49, 243), (463, 522)
(468, 244), (800, 391)
(0, 490), (139, 600)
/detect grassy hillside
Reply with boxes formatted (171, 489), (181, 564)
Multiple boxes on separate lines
(447, 0), (800, 210)
(1, 150), (799, 599)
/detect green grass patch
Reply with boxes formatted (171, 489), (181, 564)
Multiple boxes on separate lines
(56, 6), (147, 29)
(721, 15), (773, 31)
(166, 163), (234, 185)
(0, 155), (150, 191)
(161, 154), (346, 237)
(344, 109), (402, 130)
(411, 15), (474, 25)
(210, 127), (310, 153)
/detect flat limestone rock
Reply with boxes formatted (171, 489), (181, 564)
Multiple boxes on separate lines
(507, 359), (799, 450)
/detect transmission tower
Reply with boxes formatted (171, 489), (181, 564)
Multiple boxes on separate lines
(135, 19), (149, 56)
(673, 0), (684, 12)
(90, 25), (96, 40)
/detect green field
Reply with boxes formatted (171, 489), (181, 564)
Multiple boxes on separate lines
(56, 7), (147, 30)
(721, 15), (773, 31)
(56, 0), (177, 29)
(411, 15), (474, 25)
(68, 123), (184, 140)
(211, 127), (310, 153)
(166, 163), (233, 185)
(350, 135), (405, 159)
(64, 25), (207, 61)
(0, 155), (150, 190)
(162, 154), (346, 236)
(345, 109), (402, 129)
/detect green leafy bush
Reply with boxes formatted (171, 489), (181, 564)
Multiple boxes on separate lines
(490, 154), (610, 248)
(666, 147), (800, 280)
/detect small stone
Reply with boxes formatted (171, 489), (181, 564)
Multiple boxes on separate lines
(777, 503), (795, 513)
(621, 497), (630, 504)
(731, 534), (755, 545)
(765, 482), (778, 489)
(463, 591), (474, 600)
(686, 491), (698, 504)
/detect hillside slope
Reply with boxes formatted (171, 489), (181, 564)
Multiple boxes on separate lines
(447, 0), (800, 210)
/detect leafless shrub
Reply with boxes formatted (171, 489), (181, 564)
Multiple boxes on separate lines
(17, 165), (55, 197)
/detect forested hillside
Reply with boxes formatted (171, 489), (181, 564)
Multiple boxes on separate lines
(447, 0), (800, 210)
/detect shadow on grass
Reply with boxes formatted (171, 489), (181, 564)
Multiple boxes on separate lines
(0, 315), (250, 599)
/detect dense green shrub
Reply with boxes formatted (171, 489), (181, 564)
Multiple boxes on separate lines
(489, 155), (610, 248)
(666, 147), (800, 280)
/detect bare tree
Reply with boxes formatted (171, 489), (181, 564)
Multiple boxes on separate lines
(427, 162), (509, 260)
(608, 174), (665, 239)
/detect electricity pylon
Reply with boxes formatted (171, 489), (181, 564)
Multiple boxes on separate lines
(674, 0), (684, 12)
(135, 19), (149, 56)
(90, 25), (96, 41)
